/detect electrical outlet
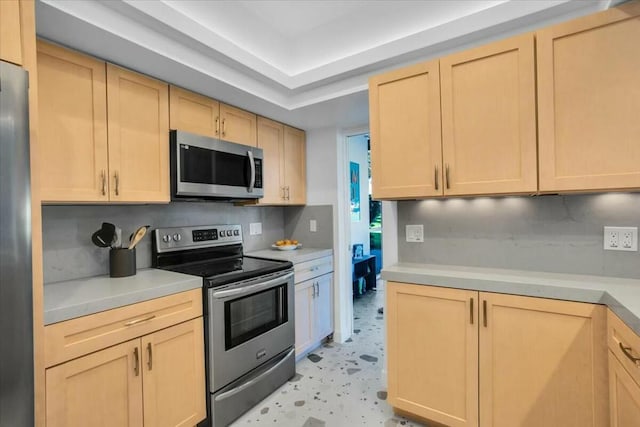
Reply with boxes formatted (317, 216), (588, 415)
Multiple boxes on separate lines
(310, 219), (317, 232)
(604, 226), (637, 251)
(249, 222), (262, 235)
(405, 224), (424, 243)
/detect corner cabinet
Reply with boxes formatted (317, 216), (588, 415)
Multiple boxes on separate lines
(369, 33), (536, 199)
(169, 85), (257, 146)
(607, 310), (640, 426)
(256, 117), (306, 205)
(44, 289), (206, 427)
(294, 255), (333, 358)
(537, 2), (640, 193)
(387, 282), (608, 427)
(37, 41), (170, 203)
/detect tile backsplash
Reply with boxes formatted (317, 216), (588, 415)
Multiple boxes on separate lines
(398, 193), (640, 279)
(42, 203), (284, 283)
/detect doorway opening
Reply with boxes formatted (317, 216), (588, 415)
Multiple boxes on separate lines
(347, 133), (382, 309)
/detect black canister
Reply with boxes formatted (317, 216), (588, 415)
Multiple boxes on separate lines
(109, 248), (136, 278)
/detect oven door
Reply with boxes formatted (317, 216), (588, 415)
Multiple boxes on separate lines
(208, 269), (294, 391)
(171, 130), (263, 199)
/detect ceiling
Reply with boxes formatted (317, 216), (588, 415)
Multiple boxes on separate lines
(35, 0), (620, 130)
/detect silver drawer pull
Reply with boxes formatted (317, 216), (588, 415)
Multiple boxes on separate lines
(619, 342), (640, 363)
(124, 315), (156, 326)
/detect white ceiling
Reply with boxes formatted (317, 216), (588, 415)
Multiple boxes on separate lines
(35, 0), (620, 130)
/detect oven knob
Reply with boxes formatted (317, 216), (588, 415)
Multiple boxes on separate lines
(173, 233), (182, 242)
(233, 229), (240, 236)
(220, 230), (227, 237)
(162, 234), (171, 243)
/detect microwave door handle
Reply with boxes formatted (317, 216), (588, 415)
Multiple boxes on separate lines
(212, 271), (294, 299)
(247, 150), (255, 193)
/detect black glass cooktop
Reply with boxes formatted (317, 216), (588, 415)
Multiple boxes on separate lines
(160, 256), (292, 287)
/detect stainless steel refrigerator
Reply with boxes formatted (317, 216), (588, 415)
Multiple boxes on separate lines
(0, 60), (34, 427)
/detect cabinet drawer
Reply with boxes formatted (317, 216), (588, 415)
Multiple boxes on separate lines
(608, 310), (640, 386)
(45, 289), (202, 367)
(294, 256), (333, 283)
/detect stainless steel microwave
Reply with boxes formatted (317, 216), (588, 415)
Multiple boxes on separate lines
(170, 130), (263, 200)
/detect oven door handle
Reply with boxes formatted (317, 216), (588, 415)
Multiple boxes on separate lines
(211, 271), (294, 299)
(214, 348), (295, 402)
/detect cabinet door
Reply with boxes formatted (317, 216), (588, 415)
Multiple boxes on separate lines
(220, 103), (257, 146)
(37, 41), (109, 202)
(169, 85), (219, 138)
(537, 2), (640, 192)
(46, 339), (143, 427)
(107, 64), (169, 202)
(479, 292), (607, 427)
(0, 0), (22, 65)
(369, 61), (442, 199)
(142, 318), (206, 427)
(609, 351), (640, 427)
(314, 273), (333, 340)
(283, 126), (306, 205)
(440, 34), (537, 196)
(295, 280), (315, 357)
(257, 117), (284, 204)
(387, 282), (478, 427)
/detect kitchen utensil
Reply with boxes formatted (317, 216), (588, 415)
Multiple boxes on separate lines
(99, 222), (116, 248)
(128, 225), (149, 250)
(91, 230), (110, 248)
(113, 226), (122, 249)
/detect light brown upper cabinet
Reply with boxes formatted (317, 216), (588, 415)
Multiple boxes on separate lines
(0, 0), (23, 66)
(369, 34), (536, 199)
(440, 34), (537, 196)
(38, 41), (170, 203)
(537, 2), (640, 193)
(255, 117), (306, 205)
(107, 64), (169, 203)
(369, 60), (442, 199)
(38, 41), (109, 202)
(169, 85), (257, 146)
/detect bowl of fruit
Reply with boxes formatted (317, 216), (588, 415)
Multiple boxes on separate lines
(272, 239), (301, 251)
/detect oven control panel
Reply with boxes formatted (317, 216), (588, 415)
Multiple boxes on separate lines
(154, 224), (242, 253)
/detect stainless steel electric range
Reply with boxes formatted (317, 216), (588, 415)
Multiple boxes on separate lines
(152, 224), (295, 427)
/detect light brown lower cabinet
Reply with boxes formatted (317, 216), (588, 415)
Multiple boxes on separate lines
(387, 282), (608, 427)
(608, 310), (640, 427)
(45, 305), (206, 427)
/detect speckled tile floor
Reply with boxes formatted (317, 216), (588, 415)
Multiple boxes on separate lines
(231, 280), (426, 427)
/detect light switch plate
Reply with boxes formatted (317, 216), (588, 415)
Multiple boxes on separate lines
(249, 222), (262, 235)
(310, 219), (317, 232)
(406, 224), (424, 242)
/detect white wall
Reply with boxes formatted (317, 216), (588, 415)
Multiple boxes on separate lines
(306, 127), (353, 343)
(347, 134), (370, 255)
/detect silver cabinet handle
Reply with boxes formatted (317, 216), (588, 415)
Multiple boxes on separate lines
(124, 315), (156, 327)
(483, 300), (487, 328)
(147, 343), (153, 370)
(222, 118), (226, 137)
(316, 282), (320, 297)
(286, 186), (290, 201)
(247, 150), (255, 193)
(100, 170), (106, 195)
(281, 186), (286, 200)
(470, 298), (474, 325)
(114, 171), (120, 196)
(215, 117), (220, 135)
(133, 347), (140, 376)
(619, 342), (640, 363)
(434, 165), (439, 191)
(445, 164), (450, 190)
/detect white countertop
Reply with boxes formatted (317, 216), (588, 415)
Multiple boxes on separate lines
(246, 247), (333, 264)
(382, 263), (640, 335)
(44, 268), (202, 325)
